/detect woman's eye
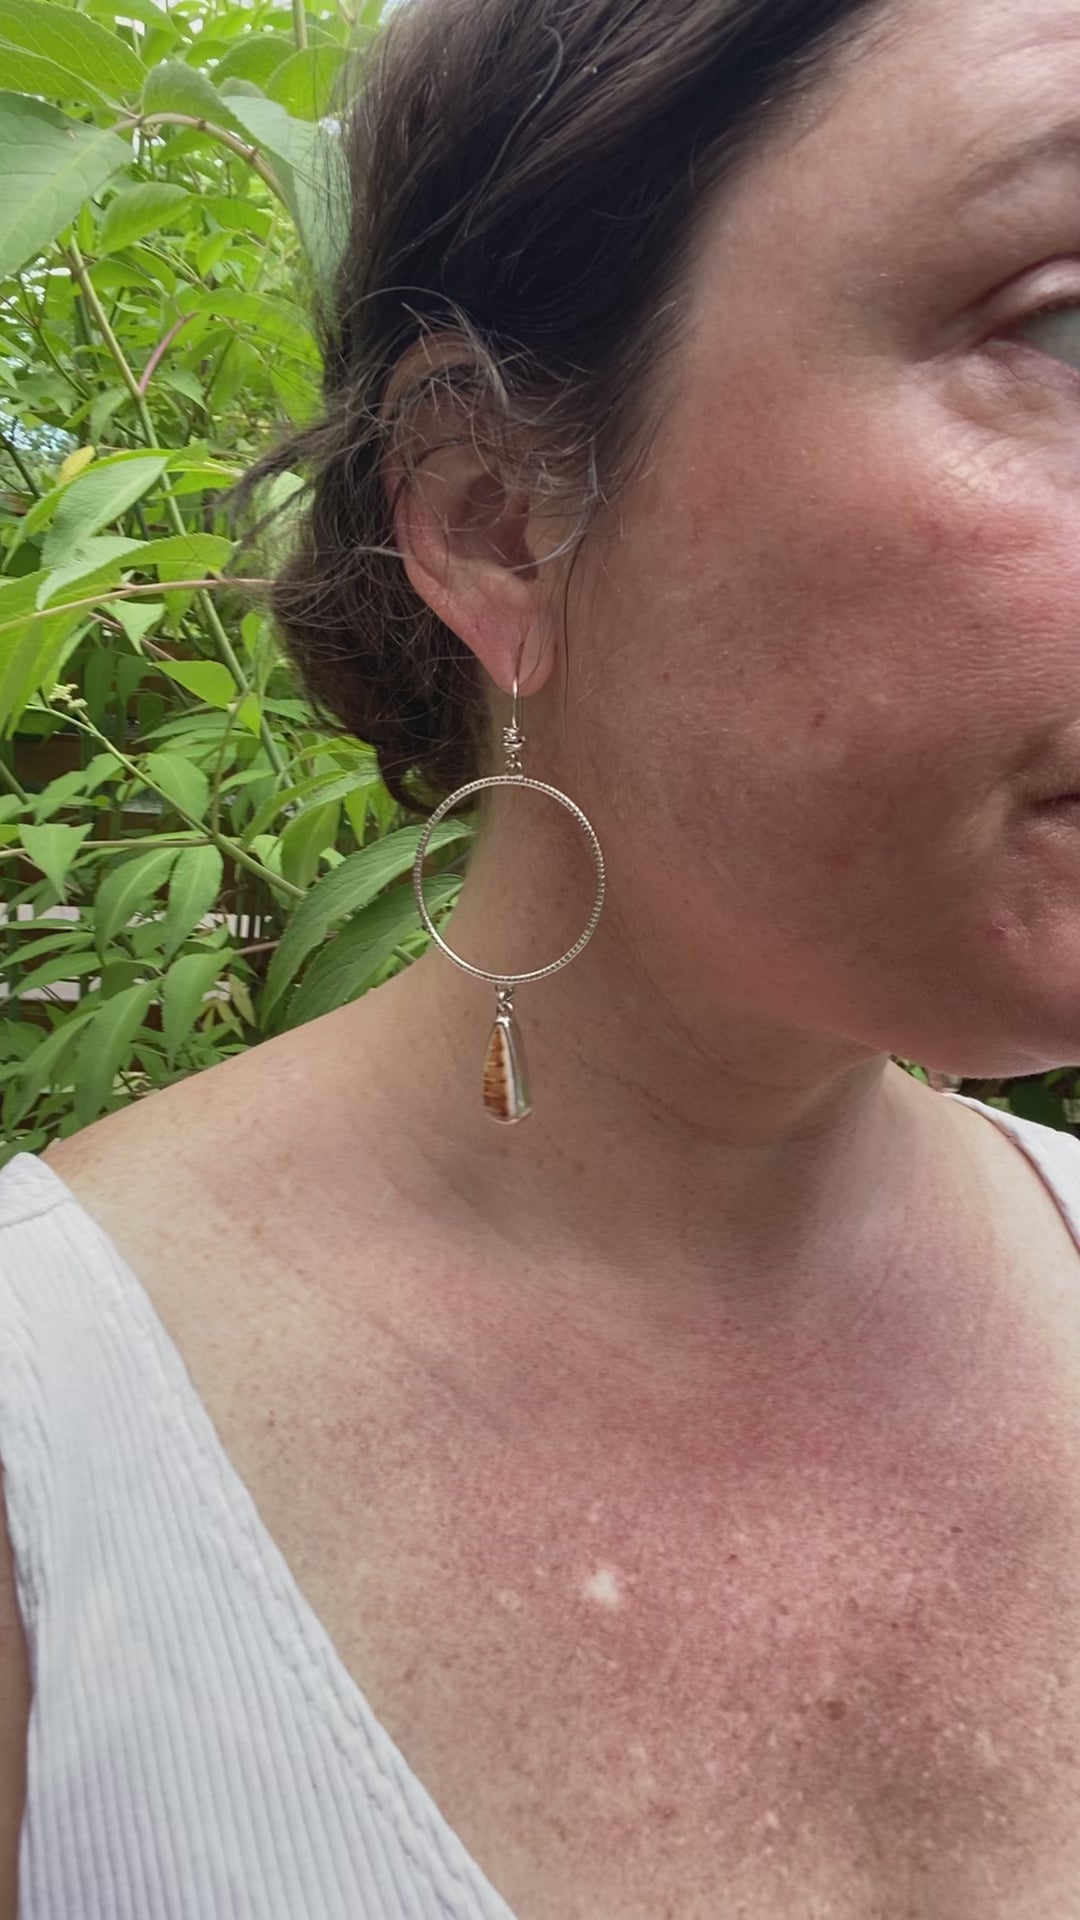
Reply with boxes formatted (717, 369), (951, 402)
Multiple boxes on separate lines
(1009, 302), (1080, 373)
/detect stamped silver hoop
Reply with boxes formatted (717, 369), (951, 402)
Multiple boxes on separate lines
(412, 668), (606, 1124)
(411, 772), (606, 986)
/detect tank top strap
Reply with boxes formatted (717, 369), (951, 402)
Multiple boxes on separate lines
(0, 1150), (519, 1920)
(944, 1090), (1080, 1258)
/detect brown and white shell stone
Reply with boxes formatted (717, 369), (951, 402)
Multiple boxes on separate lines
(482, 1011), (533, 1124)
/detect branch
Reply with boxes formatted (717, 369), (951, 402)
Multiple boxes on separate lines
(0, 577), (268, 642)
(34, 695), (306, 904)
(0, 755), (29, 805)
(0, 429), (40, 499)
(115, 114), (288, 204)
(138, 315), (193, 397)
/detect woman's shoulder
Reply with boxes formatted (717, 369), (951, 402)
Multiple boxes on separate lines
(32, 998), (362, 1237)
(0, 1036), (325, 1434)
(24, 1066), (242, 1320)
(16, 1014), (409, 1429)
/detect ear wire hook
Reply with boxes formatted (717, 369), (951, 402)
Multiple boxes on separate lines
(504, 664), (525, 776)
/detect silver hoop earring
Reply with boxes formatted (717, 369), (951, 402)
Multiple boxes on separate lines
(411, 673), (606, 1125)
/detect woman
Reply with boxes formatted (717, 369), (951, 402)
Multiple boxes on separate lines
(3, 0), (1080, 1911)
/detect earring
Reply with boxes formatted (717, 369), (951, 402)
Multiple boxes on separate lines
(411, 672), (606, 1124)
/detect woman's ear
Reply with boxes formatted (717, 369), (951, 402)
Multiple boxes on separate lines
(382, 361), (559, 698)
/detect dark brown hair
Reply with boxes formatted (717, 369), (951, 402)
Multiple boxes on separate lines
(240, 0), (896, 814)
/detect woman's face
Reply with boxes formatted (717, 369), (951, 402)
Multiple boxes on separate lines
(574, 0), (1080, 1078)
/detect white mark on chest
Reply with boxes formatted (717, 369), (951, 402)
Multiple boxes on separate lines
(582, 1565), (624, 1608)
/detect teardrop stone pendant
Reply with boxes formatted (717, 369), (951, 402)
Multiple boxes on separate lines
(482, 989), (533, 1124)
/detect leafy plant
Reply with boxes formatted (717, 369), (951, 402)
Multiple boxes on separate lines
(0, 0), (473, 1165)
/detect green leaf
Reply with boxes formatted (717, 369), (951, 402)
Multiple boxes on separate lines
(0, 601), (83, 737)
(268, 358), (317, 424)
(88, 385), (128, 445)
(266, 44), (347, 120)
(83, 0), (176, 27)
(16, 949), (101, 997)
(182, 286), (317, 365)
(344, 782), (372, 846)
(1005, 1078), (1070, 1130)
(225, 95), (348, 298)
(212, 32), (293, 87)
(36, 535), (146, 608)
(40, 456), (168, 568)
(280, 799), (340, 891)
(134, 532), (234, 576)
(236, 693), (261, 736)
(97, 183), (193, 255)
(262, 819), (473, 1019)
(31, 767), (93, 823)
(216, 77), (264, 102)
(0, 550), (128, 720)
(82, 752), (124, 795)
(0, 927), (86, 970)
(0, 561), (49, 614)
(0, 0), (145, 98)
(0, 42), (109, 108)
(201, 194), (273, 242)
(11, 449), (159, 557)
(141, 60), (249, 138)
(247, 832), (282, 879)
(0, 593), (78, 708)
(0, 93), (130, 278)
(73, 978), (158, 1125)
(3, 1004), (95, 1131)
(112, 599), (164, 648)
(162, 946), (224, 1065)
(17, 820), (92, 896)
(156, 367), (206, 409)
(166, 462), (238, 495)
(227, 971), (255, 1026)
(286, 875), (460, 1028)
(155, 659), (238, 708)
(162, 843), (222, 961)
(243, 766), (378, 844)
(143, 751), (209, 821)
(93, 844), (180, 956)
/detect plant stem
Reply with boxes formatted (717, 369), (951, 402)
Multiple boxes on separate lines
(138, 316), (193, 397)
(0, 578), (268, 642)
(15, 278), (90, 401)
(114, 115), (288, 204)
(0, 756), (29, 804)
(6, 838), (200, 852)
(209, 692), (243, 837)
(0, 430), (40, 498)
(292, 0), (308, 49)
(36, 701), (305, 903)
(63, 241), (288, 782)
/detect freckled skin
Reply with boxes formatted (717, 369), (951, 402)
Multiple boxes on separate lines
(127, 1062), (1065, 1920)
(47, 1045), (1080, 1917)
(36, 0), (1080, 1916)
(242, 1210), (1080, 1920)
(577, 40), (1080, 1090)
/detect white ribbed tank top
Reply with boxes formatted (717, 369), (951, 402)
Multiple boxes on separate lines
(1, 1092), (1079, 1919)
